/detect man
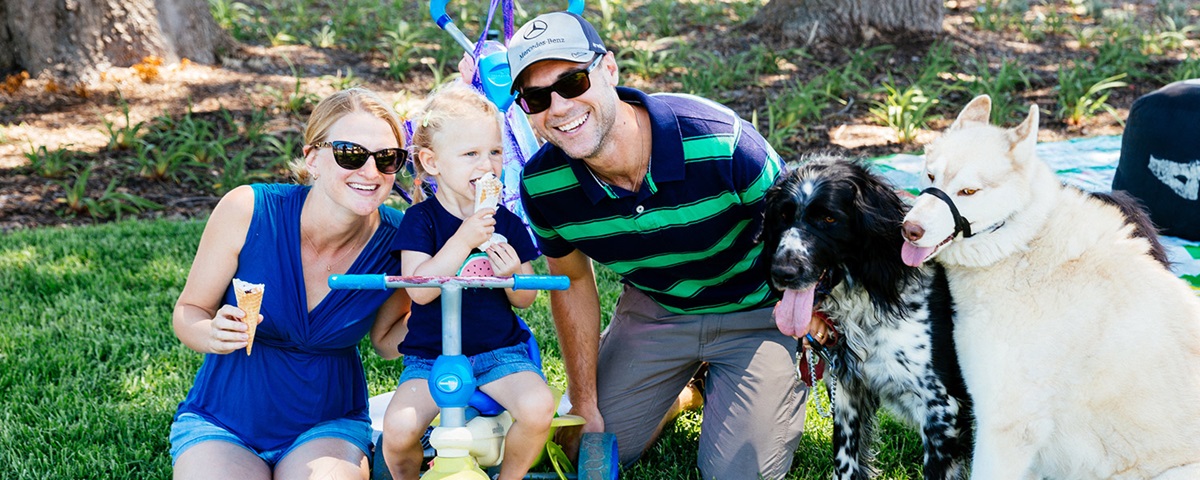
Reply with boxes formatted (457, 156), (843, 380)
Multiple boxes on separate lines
(508, 11), (807, 479)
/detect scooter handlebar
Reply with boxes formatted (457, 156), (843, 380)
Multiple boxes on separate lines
(512, 275), (570, 291)
(328, 274), (569, 291)
(327, 274), (387, 290)
(429, 0), (586, 31)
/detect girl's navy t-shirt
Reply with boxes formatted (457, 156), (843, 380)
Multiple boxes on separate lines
(394, 197), (539, 358)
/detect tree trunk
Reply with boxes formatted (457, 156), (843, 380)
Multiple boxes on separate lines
(0, 0), (236, 83)
(743, 0), (943, 47)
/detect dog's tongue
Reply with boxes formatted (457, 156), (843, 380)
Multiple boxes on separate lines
(901, 242), (935, 267)
(774, 286), (816, 337)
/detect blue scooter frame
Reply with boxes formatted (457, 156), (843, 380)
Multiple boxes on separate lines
(330, 274), (618, 479)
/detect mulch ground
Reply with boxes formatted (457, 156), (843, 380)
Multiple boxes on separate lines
(0, 2), (1188, 233)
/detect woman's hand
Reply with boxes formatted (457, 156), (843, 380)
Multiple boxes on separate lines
(804, 311), (838, 347)
(207, 305), (262, 355)
(485, 242), (521, 277)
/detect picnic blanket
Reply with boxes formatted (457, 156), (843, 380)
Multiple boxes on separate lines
(868, 135), (1200, 290)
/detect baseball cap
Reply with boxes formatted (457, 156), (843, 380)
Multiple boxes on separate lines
(507, 12), (607, 92)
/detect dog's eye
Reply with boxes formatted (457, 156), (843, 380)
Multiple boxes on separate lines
(823, 216), (836, 224)
(958, 188), (978, 196)
(927, 173), (935, 182)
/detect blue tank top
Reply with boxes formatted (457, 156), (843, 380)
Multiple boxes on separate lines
(174, 184), (404, 452)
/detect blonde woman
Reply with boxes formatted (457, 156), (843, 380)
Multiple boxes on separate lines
(170, 88), (411, 479)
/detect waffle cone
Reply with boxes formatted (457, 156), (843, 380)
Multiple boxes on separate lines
(232, 279), (264, 355)
(474, 172), (503, 212)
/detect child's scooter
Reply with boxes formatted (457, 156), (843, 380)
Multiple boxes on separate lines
(430, 0), (584, 111)
(329, 274), (619, 480)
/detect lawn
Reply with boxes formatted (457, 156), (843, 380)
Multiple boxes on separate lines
(0, 219), (927, 479)
(5, 0), (1196, 477)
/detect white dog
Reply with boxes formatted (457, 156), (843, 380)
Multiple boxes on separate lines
(899, 95), (1200, 479)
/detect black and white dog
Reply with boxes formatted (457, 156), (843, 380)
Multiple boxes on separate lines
(761, 156), (971, 480)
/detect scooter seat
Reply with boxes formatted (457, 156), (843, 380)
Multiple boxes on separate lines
(466, 316), (543, 416)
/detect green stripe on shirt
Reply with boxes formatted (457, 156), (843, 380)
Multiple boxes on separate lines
(523, 164), (580, 198)
(604, 219), (754, 275)
(547, 190), (744, 241)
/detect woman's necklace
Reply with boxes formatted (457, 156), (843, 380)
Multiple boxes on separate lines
(302, 226), (366, 272)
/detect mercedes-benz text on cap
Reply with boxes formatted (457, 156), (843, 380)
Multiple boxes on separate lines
(507, 11), (607, 92)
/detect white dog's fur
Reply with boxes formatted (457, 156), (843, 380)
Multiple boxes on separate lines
(900, 95), (1200, 479)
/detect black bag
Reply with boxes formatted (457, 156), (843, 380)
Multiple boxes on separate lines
(1112, 80), (1200, 241)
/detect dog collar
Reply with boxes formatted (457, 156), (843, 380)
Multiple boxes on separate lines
(919, 187), (1006, 238)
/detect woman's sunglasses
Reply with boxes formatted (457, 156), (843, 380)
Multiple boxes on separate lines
(516, 54), (604, 115)
(310, 140), (407, 175)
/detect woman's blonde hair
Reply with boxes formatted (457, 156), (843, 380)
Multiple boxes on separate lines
(407, 84), (502, 202)
(289, 87), (405, 184)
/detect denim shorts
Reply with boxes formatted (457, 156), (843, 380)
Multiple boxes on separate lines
(398, 343), (543, 386)
(169, 413), (371, 467)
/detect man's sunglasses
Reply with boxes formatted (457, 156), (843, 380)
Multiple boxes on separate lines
(516, 54), (604, 115)
(310, 141), (407, 175)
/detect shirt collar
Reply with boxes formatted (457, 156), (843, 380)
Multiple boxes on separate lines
(568, 87), (686, 204)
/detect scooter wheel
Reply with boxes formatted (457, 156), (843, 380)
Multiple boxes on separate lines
(577, 432), (618, 480)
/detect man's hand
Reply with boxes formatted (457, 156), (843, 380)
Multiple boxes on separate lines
(557, 401), (605, 463)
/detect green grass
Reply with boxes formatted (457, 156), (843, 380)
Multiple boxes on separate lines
(0, 219), (926, 478)
(0, 220), (202, 478)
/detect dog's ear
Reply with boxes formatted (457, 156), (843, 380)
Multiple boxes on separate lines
(757, 175), (789, 247)
(949, 95), (992, 131)
(1007, 104), (1039, 164)
(852, 163), (907, 237)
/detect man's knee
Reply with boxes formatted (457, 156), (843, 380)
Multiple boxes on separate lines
(697, 440), (797, 480)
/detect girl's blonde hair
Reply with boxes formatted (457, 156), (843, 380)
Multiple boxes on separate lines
(407, 84), (502, 202)
(289, 87), (405, 184)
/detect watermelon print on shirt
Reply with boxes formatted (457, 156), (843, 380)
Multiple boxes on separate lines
(392, 197), (539, 358)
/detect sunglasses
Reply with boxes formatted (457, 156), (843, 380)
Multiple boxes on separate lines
(311, 140), (407, 175)
(516, 54), (604, 115)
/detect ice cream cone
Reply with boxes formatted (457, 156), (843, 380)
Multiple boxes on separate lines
(474, 173), (505, 250)
(232, 278), (264, 355)
(474, 172), (502, 212)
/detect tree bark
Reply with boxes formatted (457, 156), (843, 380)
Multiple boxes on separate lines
(0, 0), (235, 83)
(743, 0), (943, 47)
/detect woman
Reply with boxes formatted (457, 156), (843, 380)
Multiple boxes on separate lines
(170, 88), (410, 479)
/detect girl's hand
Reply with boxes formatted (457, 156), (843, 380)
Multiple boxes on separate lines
(458, 53), (477, 84)
(486, 242), (521, 277)
(453, 208), (497, 251)
(208, 304), (262, 355)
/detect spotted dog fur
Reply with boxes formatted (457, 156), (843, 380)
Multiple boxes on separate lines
(760, 156), (972, 480)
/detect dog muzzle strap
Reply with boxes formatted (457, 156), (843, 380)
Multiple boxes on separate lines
(921, 187), (975, 238)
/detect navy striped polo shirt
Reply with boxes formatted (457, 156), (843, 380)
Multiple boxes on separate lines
(519, 87), (784, 314)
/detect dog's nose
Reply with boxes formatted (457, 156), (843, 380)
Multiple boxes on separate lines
(902, 221), (925, 242)
(771, 262), (801, 284)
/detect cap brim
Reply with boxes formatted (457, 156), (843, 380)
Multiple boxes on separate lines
(509, 49), (598, 93)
